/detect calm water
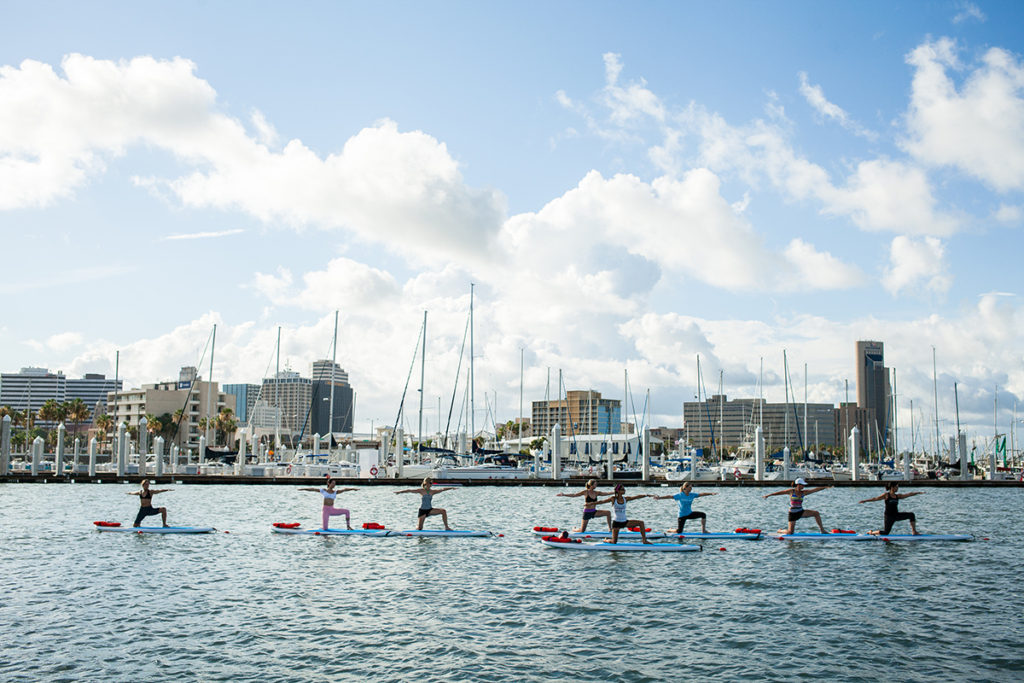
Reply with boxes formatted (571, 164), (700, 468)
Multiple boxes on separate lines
(1, 482), (1022, 682)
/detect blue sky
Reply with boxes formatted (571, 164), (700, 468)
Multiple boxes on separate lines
(1, 1), (1023, 449)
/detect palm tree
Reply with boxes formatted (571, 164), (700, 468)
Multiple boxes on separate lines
(214, 408), (238, 448)
(64, 398), (91, 442)
(94, 414), (114, 452)
(38, 399), (65, 447)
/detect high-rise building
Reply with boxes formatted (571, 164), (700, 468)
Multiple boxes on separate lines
(682, 395), (837, 453)
(310, 360), (354, 435)
(531, 390), (621, 439)
(0, 367), (66, 417)
(260, 371), (312, 444)
(67, 374), (122, 415)
(223, 383), (261, 424)
(856, 340), (891, 443)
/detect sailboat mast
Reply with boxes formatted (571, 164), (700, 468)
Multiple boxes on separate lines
(718, 370), (724, 462)
(275, 326), (281, 453)
(803, 363), (808, 455)
(783, 350), (789, 449)
(330, 310), (338, 440)
(469, 283), (475, 446)
(418, 310), (426, 460)
(518, 348), (524, 453)
(205, 324), (216, 446)
(759, 357), (763, 428)
(933, 347), (940, 462)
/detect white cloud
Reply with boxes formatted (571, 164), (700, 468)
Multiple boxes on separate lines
(46, 332), (84, 352)
(798, 71), (877, 140)
(162, 228), (244, 240)
(952, 2), (986, 24)
(252, 257), (400, 313)
(881, 235), (952, 295)
(0, 54), (507, 265)
(904, 38), (1024, 191)
(994, 203), (1022, 223)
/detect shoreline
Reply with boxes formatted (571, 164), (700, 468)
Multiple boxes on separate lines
(2, 473), (1021, 487)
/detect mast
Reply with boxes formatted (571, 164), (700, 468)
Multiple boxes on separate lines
(205, 324), (216, 446)
(330, 310), (338, 441)
(803, 362), (808, 456)
(954, 381), (962, 466)
(718, 370), (724, 462)
(759, 357), (763, 428)
(275, 326), (281, 453)
(518, 348), (524, 454)
(418, 310), (426, 461)
(469, 283), (475, 446)
(933, 347), (940, 462)
(783, 350), (789, 449)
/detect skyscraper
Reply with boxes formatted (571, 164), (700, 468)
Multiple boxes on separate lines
(855, 341), (891, 445)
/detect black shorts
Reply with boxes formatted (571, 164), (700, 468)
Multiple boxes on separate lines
(134, 506), (161, 526)
(788, 510), (806, 522)
(612, 520), (629, 529)
(418, 508), (433, 517)
(882, 512), (915, 534)
(583, 509), (597, 520)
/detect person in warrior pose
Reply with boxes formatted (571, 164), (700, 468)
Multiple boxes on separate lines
(395, 477), (457, 530)
(556, 479), (613, 532)
(652, 482), (717, 534)
(763, 478), (831, 534)
(128, 479), (170, 527)
(859, 482), (923, 535)
(299, 478), (358, 530)
(595, 484), (651, 544)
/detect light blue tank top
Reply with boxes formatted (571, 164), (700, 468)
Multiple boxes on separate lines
(613, 499), (627, 523)
(421, 492), (433, 509)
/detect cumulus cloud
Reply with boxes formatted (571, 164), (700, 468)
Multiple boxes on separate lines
(952, 2), (986, 24)
(0, 54), (507, 264)
(994, 204), (1022, 223)
(904, 38), (1024, 191)
(881, 235), (952, 295)
(252, 257), (401, 312)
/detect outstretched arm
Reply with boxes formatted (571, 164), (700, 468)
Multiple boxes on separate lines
(337, 488), (358, 494)
(625, 494), (649, 502)
(762, 488), (792, 499)
(432, 487), (457, 495)
(805, 486), (832, 495)
(651, 494), (675, 500)
(556, 490), (585, 498)
(698, 492), (718, 498)
(899, 491), (925, 499)
(858, 493), (885, 504)
(394, 488), (421, 495)
(595, 495), (616, 505)
(297, 487), (321, 492)
(127, 491), (141, 496)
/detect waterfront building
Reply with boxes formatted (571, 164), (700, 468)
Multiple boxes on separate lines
(682, 395), (837, 454)
(67, 373), (122, 415)
(310, 360), (354, 435)
(856, 340), (891, 446)
(259, 370), (312, 446)
(0, 367), (121, 429)
(223, 383), (261, 424)
(531, 390), (622, 438)
(105, 367), (235, 451)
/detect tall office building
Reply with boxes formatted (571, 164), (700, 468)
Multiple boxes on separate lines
(531, 390), (621, 438)
(855, 341), (891, 441)
(223, 383), (261, 424)
(0, 367), (66, 417)
(310, 360), (354, 435)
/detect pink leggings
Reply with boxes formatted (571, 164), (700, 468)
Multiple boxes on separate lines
(322, 506), (350, 529)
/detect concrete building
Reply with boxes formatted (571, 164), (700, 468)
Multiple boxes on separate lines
(682, 395), (837, 454)
(105, 367), (235, 451)
(223, 383), (261, 424)
(259, 370), (312, 446)
(310, 360), (354, 435)
(856, 340), (891, 446)
(0, 367), (121, 429)
(531, 390), (621, 438)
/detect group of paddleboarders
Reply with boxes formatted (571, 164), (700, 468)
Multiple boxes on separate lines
(556, 478), (926, 539)
(124, 476), (927, 537)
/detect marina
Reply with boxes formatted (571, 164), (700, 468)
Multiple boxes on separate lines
(1, 482), (1021, 681)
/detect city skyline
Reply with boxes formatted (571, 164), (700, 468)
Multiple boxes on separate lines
(1, 2), (1023, 446)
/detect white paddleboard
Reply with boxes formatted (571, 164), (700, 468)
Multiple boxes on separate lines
(771, 532), (874, 541)
(95, 525), (215, 534)
(531, 528), (667, 540)
(662, 532), (762, 540)
(874, 533), (973, 542)
(393, 530), (492, 537)
(540, 539), (700, 552)
(271, 527), (391, 536)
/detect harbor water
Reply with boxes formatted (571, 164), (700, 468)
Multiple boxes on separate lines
(1, 483), (1022, 681)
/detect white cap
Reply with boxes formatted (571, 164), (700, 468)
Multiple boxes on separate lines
(794, 478), (807, 486)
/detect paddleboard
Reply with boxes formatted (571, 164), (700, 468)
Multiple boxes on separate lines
(771, 532), (874, 541)
(271, 527), (391, 536)
(540, 539), (700, 552)
(662, 532), (762, 540)
(95, 525), (215, 534)
(874, 533), (973, 542)
(531, 528), (667, 540)
(393, 530), (492, 537)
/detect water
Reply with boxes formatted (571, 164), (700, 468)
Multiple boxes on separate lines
(1, 482), (1022, 681)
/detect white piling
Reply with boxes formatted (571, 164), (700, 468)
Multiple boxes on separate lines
(199, 435), (206, 466)
(73, 437), (80, 474)
(1, 414), (11, 475)
(116, 423), (127, 477)
(782, 446), (791, 481)
(642, 427), (651, 481)
(606, 441), (614, 480)
(88, 438), (97, 477)
(551, 423), (562, 480)
(154, 437), (164, 477)
(689, 448), (697, 480)
(170, 445), (179, 474)
(31, 436), (44, 476)
(849, 427), (860, 482)
(138, 417), (148, 474)
(959, 433), (969, 481)
(236, 427), (247, 476)
(989, 446), (997, 481)
(55, 423), (66, 474)
(395, 427), (404, 479)
(755, 426), (765, 481)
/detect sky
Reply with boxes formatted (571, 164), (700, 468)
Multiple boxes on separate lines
(1, 1), (1023, 450)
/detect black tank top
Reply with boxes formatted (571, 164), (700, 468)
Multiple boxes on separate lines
(884, 493), (899, 515)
